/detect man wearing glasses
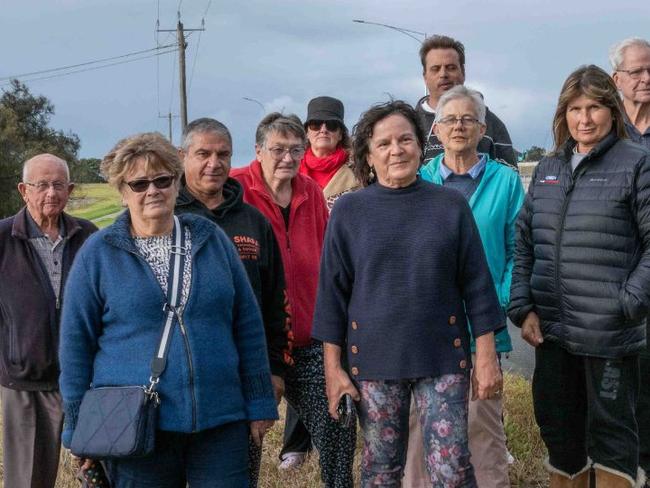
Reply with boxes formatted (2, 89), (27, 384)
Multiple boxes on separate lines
(416, 34), (517, 168)
(0, 154), (96, 488)
(610, 37), (650, 487)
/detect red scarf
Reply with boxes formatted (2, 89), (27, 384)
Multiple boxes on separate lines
(299, 146), (348, 189)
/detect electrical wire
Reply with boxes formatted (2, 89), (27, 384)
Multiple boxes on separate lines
(1, 49), (176, 87)
(0, 44), (175, 82)
(188, 30), (202, 91)
(202, 0), (212, 18)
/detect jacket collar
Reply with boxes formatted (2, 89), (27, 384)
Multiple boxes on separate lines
(103, 209), (215, 253)
(11, 206), (82, 241)
(176, 175), (244, 218)
(247, 159), (308, 209)
(560, 131), (619, 163)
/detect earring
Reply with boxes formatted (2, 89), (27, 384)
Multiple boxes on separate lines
(368, 166), (375, 180)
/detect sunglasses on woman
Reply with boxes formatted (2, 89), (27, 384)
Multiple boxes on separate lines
(307, 120), (340, 132)
(126, 175), (175, 193)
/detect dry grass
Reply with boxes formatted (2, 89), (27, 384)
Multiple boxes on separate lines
(0, 372), (547, 487)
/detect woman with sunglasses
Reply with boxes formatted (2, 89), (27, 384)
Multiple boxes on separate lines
(300, 96), (361, 211)
(59, 132), (277, 487)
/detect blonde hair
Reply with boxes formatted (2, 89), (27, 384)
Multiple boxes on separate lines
(101, 132), (183, 190)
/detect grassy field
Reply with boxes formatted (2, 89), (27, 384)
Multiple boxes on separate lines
(67, 183), (122, 228)
(0, 373), (548, 487)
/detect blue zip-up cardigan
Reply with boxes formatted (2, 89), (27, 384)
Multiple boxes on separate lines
(59, 212), (277, 447)
(421, 155), (525, 353)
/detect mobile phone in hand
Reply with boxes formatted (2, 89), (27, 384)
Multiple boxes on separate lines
(77, 460), (110, 487)
(337, 393), (354, 428)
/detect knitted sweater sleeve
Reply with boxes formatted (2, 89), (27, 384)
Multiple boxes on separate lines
(457, 202), (505, 337)
(59, 241), (103, 448)
(226, 232), (278, 421)
(312, 204), (352, 346)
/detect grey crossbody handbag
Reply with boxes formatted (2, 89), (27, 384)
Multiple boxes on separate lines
(70, 216), (187, 459)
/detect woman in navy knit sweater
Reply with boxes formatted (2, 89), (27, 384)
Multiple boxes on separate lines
(312, 101), (504, 488)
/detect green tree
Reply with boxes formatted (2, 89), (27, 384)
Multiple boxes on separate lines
(71, 158), (104, 183)
(0, 80), (80, 218)
(522, 145), (546, 162)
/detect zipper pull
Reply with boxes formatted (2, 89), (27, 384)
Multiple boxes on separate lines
(56, 297), (60, 310)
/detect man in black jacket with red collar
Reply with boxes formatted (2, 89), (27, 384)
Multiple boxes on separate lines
(0, 154), (96, 488)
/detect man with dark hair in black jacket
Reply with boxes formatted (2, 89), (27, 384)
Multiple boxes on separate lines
(0, 154), (97, 488)
(416, 34), (517, 168)
(175, 118), (292, 487)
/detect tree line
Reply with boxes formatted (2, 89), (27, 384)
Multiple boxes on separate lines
(0, 80), (103, 218)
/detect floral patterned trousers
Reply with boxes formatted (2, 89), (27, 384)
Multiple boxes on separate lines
(357, 374), (476, 488)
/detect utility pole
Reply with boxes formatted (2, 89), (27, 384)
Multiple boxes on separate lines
(159, 112), (179, 144)
(158, 13), (204, 133)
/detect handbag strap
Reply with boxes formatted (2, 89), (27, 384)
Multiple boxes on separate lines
(148, 215), (186, 391)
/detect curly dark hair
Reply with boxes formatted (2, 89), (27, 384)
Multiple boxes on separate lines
(351, 101), (425, 187)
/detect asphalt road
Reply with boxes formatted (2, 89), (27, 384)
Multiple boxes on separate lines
(501, 320), (535, 379)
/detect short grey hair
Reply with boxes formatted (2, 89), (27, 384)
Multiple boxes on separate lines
(609, 37), (650, 70)
(434, 85), (486, 124)
(22, 154), (70, 182)
(255, 113), (306, 147)
(181, 118), (232, 151)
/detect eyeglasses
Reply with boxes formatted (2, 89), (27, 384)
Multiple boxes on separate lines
(307, 120), (340, 132)
(616, 66), (650, 80)
(437, 115), (481, 127)
(266, 146), (305, 160)
(24, 181), (69, 192)
(125, 175), (175, 193)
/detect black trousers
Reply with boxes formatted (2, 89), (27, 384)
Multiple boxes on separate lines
(532, 340), (640, 480)
(637, 324), (650, 474)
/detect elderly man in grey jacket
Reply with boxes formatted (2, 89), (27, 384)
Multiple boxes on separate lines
(0, 154), (96, 488)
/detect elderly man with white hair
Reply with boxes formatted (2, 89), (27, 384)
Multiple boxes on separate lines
(610, 37), (650, 150)
(0, 154), (96, 488)
(611, 37), (650, 486)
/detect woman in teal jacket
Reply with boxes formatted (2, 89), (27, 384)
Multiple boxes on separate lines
(405, 85), (524, 488)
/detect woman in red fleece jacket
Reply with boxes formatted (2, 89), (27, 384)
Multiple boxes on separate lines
(231, 113), (356, 488)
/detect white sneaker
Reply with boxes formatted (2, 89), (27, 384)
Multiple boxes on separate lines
(279, 452), (307, 470)
(507, 450), (515, 465)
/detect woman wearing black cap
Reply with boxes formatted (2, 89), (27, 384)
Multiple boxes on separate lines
(300, 96), (361, 210)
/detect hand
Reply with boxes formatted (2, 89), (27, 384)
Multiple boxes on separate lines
(521, 311), (543, 347)
(250, 419), (274, 447)
(471, 355), (503, 401)
(70, 452), (93, 471)
(324, 366), (360, 420)
(271, 375), (284, 405)
(472, 333), (503, 401)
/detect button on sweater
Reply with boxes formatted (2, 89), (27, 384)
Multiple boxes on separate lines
(312, 179), (504, 380)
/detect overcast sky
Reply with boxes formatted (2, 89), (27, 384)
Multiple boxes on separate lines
(2, 0), (648, 166)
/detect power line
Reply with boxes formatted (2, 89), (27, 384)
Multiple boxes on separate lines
(0, 44), (175, 82)
(188, 28), (203, 91)
(1, 49), (176, 87)
(203, 0), (213, 18)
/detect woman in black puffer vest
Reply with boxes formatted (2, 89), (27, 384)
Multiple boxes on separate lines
(509, 65), (650, 488)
